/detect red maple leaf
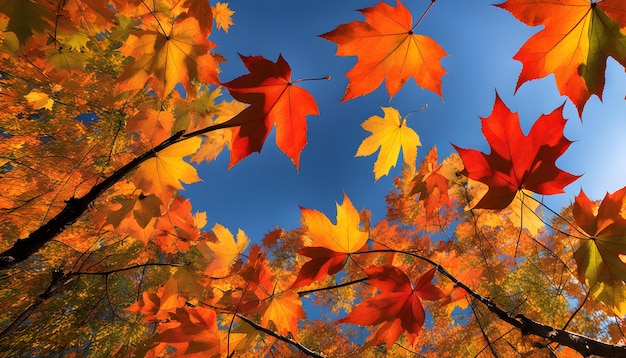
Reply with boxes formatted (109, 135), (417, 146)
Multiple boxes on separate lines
(338, 266), (446, 347)
(221, 54), (319, 169)
(453, 94), (580, 210)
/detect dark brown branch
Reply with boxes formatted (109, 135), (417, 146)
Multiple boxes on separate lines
(235, 314), (325, 358)
(71, 262), (182, 276)
(0, 120), (239, 271)
(357, 249), (626, 357)
(297, 277), (368, 297)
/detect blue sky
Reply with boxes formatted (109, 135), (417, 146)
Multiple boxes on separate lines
(186, 0), (626, 241)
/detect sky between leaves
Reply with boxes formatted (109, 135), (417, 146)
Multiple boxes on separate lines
(186, 0), (626, 241)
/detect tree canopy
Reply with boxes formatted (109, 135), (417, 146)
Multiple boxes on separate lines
(1, 0), (626, 357)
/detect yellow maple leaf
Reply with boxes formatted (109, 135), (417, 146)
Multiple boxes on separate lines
(356, 107), (421, 181)
(507, 190), (544, 236)
(212, 2), (234, 33)
(24, 90), (53, 110)
(131, 137), (202, 201)
(116, 15), (218, 98)
(197, 223), (249, 276)
(190, 99), (246, 164)
(300, 192), (368, 253)
(260, 290), (305, 338)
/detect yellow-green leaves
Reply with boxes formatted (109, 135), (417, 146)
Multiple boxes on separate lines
(356, 107), (421, 181)
(572, 188), (626, 316)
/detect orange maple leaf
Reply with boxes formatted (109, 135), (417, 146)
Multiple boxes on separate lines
(320, 0), (447, 101)
(116, 15), (218, 98)
(235, 247), (305, 337)
(497, 0), (626, 115)
(153, 196), (205, 253)
(453, 94), (580, 210)
(106, 192), (162, 244)
(126, 278), (186, 322)
(221, 54), (319, 169)
(126, 103), (175, 146)
(410, 146), (451, 213)
(152, 306), (221, 357)
(338, 266), (446, 347)
(292, 193), (368, 288)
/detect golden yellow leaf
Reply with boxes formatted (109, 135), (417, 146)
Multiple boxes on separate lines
(116, 15), (218, 98)
(300, 192), (368, 253)
(24, 90), (53, 110)
(212, 2), (234, 33)
(260, 290), (305, 338)
(197, 223), (249, 276)
(507, 190), (544, 236)
(356, 107), (421, 181)
(131, 137), (202, 201)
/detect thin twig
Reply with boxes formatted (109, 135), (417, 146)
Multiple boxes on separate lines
(297, 277), (368, 297)
(235, 314), (325, 358)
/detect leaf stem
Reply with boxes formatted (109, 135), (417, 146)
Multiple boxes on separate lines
(293, 75), (332, 84)
(412, 0), (437, 31)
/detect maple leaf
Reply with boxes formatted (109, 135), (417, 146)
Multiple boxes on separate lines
(259, 289), (306, 338)
(106, 192), (162, 243)
(24, 90), (53, 110)
(197, 223), (249, 276)
(126, 278), (186, 322)
(409, 146), (451, 213)
(131, 137), (202, 203)
(153, 306), (221, 357)
(292, 193), (368, 288)
(497, 0), (626, 115)
(572, 187), (626, 315)
(221, 54), (319, 169)
(116, 15), (218, 98)
(234, 247), (306, 337)
(356, 107), (421, 181)
(320, 0), (447, 101)
(212, 2), (234, 33)
(452, 94), (580, 210)
(507, 190), (544, 236)
(126, 103), (175, 146)
(153, 196), (205, 253)
(190, 99), (246, 164)
(338, 266), (446, 347)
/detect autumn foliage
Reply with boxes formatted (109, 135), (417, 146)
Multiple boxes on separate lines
(1, 0), (626, 357)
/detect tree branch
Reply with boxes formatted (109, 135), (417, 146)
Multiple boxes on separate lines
(297, 277), (368, 297)
(359, 249), (626, 357)
(234, 313), (325, 358)
(0, 121), (238, 271)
